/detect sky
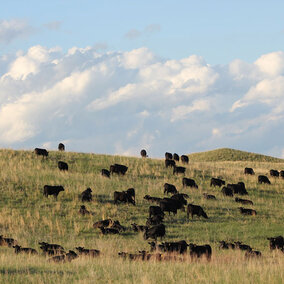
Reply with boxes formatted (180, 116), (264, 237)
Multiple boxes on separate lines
(1, 0), (284, 158)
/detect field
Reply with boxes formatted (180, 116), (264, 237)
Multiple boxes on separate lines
(0, 148), (283, 284)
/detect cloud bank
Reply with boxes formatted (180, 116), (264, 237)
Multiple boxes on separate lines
(0, 45), (284, 157)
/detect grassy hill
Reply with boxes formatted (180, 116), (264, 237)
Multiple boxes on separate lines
(188, 148), (284, 162)
(0, 148), (283, 284)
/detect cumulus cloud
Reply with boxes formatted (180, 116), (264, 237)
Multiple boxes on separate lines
(0, 46), (284, 158)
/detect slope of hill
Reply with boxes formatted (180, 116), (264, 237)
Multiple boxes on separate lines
(187, 148), (284, 162)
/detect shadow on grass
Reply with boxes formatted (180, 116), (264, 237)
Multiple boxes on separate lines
(0, 268), (74, 275)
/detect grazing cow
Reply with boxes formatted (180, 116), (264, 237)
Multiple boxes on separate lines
(280, 170), (284, 178)
(144, 195), (162, 204)
(159, 200), (178, 215)
(75, 247), (100, 257)
(43, 185), (64, 200)
(267, 236), (284, 250)
(173, 166), (186, 175)
(126, 188), (135, 202)
(110, 164), (128, 175)
(235, 197), (253, 205)
(234, 242), (252, 252)
(49, 250), (78, 263)
(109, 220), (126, 232)
(165, 159), (175, 168)
(164, 183), (178, 195)
(143, 224), (166, 240)
(189, 244), (212, 261)
(219, 241), (235, 249)
(245, 250), (262, 258)
(13, 245), (37, 255)
(227, 183), (248, 195)
(244, 167), (255, 175)
(114, 190), (135, 205)
(171, 193), (188, 205)
(238, 207), (257, 216)
(258, 175), (271, 184)
(146, 215), (164, 226)
(58, 143), (65, 151)
(43, 249), (65, 256)
(149, 206), (164, 218)
(140, 149), (148, 158)
(270, 169), (279, 177)
(149, 240), (188, 254)
(34, 148), (48, 157)
(187, 204), (208, 220)
(173, 153), (180, 162)
(221, 186), (233, 197)
(100, 227), (120, 235)
(131, 223), (148, 232)
(0, 235), (17, 247)
(81, 188), (92, 202)
(182, 178), (198, 189)
(39, 242), (64, 251)
(58, 161), (68, 171)
(203, 193), (216, 200)
(210, 178), (225, 187)
(93, 219), (113, 229)
(101, 169), (110, 178)
(181, 155), (189, 164)
(165, 152), (173, 160)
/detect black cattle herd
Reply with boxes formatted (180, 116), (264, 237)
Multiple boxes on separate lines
(0, 146), (284, 263)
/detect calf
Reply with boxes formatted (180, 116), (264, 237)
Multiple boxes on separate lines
(161, 240), (188, 254)
(143, 224), (166, 241)
(58, 161), (68, 171)
(75, 247), (100, 257)
(244, 167), (255, 175)
(164, 183), (178, 195)
(203, 193), (216, 200)
(221, 186), (233, 197)
(149, 206), (164, 218)
(270, 169), (279, 177)
(34, 148), (48, 157)
(165, 159), (175, 168)
(235, 197), (253, 205)
(219, 241), (235, 249)
(173, 153), (180, 162)
(267, 236), (284, 250)
(189, 244), (212, 260)
(114, 190), (135, 205)
(144, 195), (162, 204)
(110, 164), (128, 175)
(258, 175), (271, 184)
(81, 188), (92, 202)
(39, 242), (64, 251)
(49, 250), (78, 263)
(182, 178), (198, 188)
(43, 185), (64, 200)
(210, 178), (225, 187)
(181, 155), (189, 164)
(238, 207), (257, 216)
(234, 242), (252, 252)
(173, 166), (186, 175)
(187, 204), (208, 220)
(131, 223), (148, 233)
(0, 235), (17, 247)
(101, 169), (110, 178)
(13, 245), (37, 255)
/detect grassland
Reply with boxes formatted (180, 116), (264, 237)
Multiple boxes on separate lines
(0, 148), (283, 284)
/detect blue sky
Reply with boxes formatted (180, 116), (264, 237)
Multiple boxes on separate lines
(1, 1), (284, 158)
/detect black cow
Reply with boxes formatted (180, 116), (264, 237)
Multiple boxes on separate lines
(146, 215), (164, 227)
(13, 245), (37, 255)
(58, 161), (68, 171)
(187, 204), (208, 220)
(203, 193), (216, 200)
(181, 155), (189, 164)
(93, 219), (113, 229)
(219, 241), (235, 249)
(280, 170), (284, 178)
(149, 240), (188, 254)
(221, 186), (233, 197)
(39, 242), (64, 251)
(140, 149), (148, 158)
(100, 227), (120, 235)
(131, 223), (148, 233)
(189, 244), (212, 260)
(171, 193), (188, 205)
(235, 197), (253, 205)
(126, 188), (135, 202)
(173, 153), (180, 162)
(114, 191), (135, 205)
(164, 183), (178, 195)
(58, 143), (65, 151)
(210, 178), (225, 187)
(165, 159), (175, 168)
(258, 175), (271, 184)
(42, 248), (66, 256)
(238, 207), (257, 216)
(143, 224), (166, 240)
(144, 195), (162, 204)
(0, 235), (17, 247)
(110, 164), (128, 175)
(182, 178), (198, 188)
(245, 250), (262, 258)
(48, 250), (78, 263)
(160, 200), (178, 215)
(173, 166), (186, 175)
(234, 242), (252, 252)
(227, 182), (248, 195)
(149, 206), (164, 218)
(165, 152), (173, 160)
(267, 236), (284, 250)
(270, 169), (279, 177)
(81, 188), (92, 202)
(101, 169), (110, 178)
(75, 247), (100, 257)
(244, 167), (255, 175)
(34, 148), (48, 157)
(43, 185), (64, 200)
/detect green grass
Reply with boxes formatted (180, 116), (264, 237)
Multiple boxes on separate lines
(0, 148), (283, 283)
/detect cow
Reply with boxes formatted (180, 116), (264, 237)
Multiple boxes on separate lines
(34, 148), (48, 157)
(48, 250), (78, 263)
(149, 240), (188, 254)
(114, 190), (135, 205)
(58, 143), (65, 151)
(165, 159), (175, 168)
(234, 242), (252, 252)
(42, 248), (66, 256)
(131, 223), (148, 233)
(235, 197), (253, 205)
(189, 244), (212, 261)
(93, 219), (113, 229)
(81, 188), (92, 202)
(181, 155), (189, 164)
(270, 169), (279, 177)
(13, 245), (38, 255)
(100, 227), (119, 235)
(280, 170), (284, 178)
(110, 164), (128, 175)
(187, 204), (208, 220)
(143, 224), (166, 241)
(219, 241), (235, 249)
(101, 169), (110, 178)
(58, 161), (68, 171)
(144, 195), (162, 204)
(171, 193), (188, 205)
(182, 178), (198, 189)
(165, 152), (173, 160)
(164, 183), (178, 195)
(227, 182), (248, 195)
(159, 200), (178, 215)
(210, 178), (225, 187)
(173, 153), (180, 162)
(149, 206), (164, 218)
(140, 149), (148, 158)
(267, 236), (284, 250)
(203, 193), (216, 200)
(221, 186), (233, 197)
(126, 188), (135, 202)
(0, 235), (17, 247)
(39, 242), (64, 251)
(75, 247), (100, 257)
(244, 167), (255, 175)
(173, 166), (186, 175)
(245, 250), (262, 258)
(146, 215), (164, 226)
(258, 175), (271, 184)
(238, 207), (257, 216)
(43, 185), (64, 200)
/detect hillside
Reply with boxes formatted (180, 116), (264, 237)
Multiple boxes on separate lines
(0, 148), (283, 284)
(187, 148), (284, 162)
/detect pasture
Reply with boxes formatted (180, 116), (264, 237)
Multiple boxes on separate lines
(0, 148), (283, 284)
